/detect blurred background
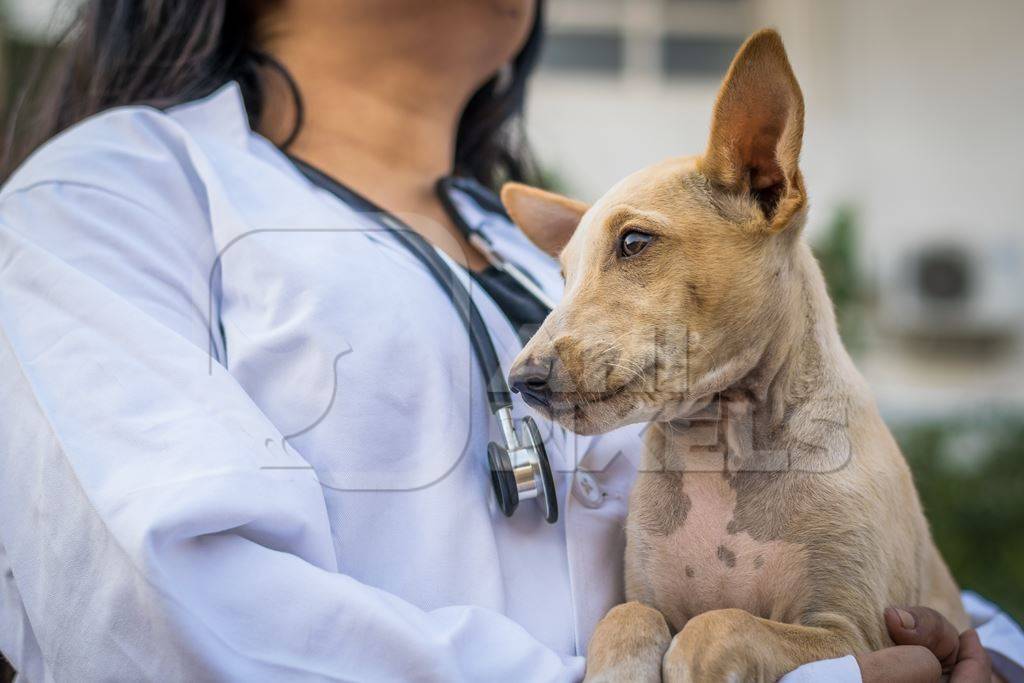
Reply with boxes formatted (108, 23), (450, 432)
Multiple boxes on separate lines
(1, 0), (1021, 626)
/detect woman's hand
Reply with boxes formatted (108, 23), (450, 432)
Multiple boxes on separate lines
(856, 606), (995, 683)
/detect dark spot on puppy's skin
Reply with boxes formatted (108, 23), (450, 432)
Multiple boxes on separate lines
(716, 544), (737, 568)
(726, 470), (789, 543)
(721, 458), (732, 481)
(726, 519), (738, 535)
(633, 472), (691, 536)
(685, 565), (695, 578)
(754, 555), (765, 569)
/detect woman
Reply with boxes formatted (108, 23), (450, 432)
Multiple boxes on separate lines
(0, 1), (1018, 681)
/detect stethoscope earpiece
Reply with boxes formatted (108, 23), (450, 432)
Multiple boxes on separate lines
(489, 409), (558, 524)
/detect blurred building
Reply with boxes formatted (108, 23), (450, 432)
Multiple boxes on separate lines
(529, 0), (1024, 421)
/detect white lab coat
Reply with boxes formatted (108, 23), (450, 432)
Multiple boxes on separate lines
(0, 83), (1020, 682)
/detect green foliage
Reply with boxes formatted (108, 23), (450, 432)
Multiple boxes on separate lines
(895, 416), (1024, 625)
(812, 205), (866, 352)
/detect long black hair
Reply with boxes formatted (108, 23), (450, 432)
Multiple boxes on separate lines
(1, 0), (544, 188)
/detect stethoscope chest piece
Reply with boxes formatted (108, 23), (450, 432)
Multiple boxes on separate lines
(488, 410), (558, 523)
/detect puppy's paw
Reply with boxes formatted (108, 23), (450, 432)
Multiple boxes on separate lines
(585, 602), (671, 683)
(662, 609), (769, 683)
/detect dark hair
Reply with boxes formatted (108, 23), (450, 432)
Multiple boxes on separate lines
(2, 0), (544, 188)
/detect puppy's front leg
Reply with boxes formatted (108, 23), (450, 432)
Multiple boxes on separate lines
(585, 602), (672, 683)
(662, 608), (864, 683)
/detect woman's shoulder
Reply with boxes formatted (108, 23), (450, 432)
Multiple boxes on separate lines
(1, 84), (251, 217)
(0, 103), (221, 268)
(0, 91), (258, 356)
(4, 107), (187, 199)
(0, 92), (248, 276)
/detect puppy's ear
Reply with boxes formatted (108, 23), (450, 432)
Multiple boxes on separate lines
(501, 182), (588, 256)
(700, 29), (805, 231)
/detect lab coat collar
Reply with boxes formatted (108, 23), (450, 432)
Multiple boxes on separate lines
(167, 82), (251, 149)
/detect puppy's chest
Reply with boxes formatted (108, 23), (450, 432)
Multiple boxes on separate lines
(627, 471), (809, 631)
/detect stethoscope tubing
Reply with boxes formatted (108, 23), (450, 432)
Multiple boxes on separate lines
(435, 177), (557, 311)
(291, 157), (559, 523)
(291, 157), (518, 412)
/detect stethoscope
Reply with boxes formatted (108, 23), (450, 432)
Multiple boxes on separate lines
(292, 159), (560, 524)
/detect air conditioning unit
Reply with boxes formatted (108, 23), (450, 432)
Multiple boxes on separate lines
(878, 238), (1024, 344)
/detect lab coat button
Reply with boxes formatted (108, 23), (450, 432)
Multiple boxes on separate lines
(573, 472), (604, 509)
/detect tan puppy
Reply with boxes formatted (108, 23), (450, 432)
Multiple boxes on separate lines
(503, 29), (967, 683)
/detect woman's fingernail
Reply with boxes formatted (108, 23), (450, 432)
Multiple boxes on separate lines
(894, 608), (916, 629)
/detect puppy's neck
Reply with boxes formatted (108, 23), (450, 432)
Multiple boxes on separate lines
(738, 243), (858, 437)
(665, 244), (859, 465)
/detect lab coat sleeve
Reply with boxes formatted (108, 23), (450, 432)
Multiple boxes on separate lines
(963, 591), (1024, 682)
(780, 655), (862, 683)
(0, 180), (583, 682)
(778, 592), (1024, 682)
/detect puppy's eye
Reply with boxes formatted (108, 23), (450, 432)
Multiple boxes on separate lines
(618, 230), (653, 258)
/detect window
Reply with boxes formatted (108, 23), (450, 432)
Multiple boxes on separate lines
(540, 30), (624, 75)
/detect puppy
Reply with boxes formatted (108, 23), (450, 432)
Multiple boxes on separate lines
(503, 28), (967, 683)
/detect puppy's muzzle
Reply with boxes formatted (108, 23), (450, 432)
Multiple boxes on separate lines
(509, 362), (552, 409)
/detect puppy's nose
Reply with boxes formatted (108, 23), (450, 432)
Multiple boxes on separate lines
(509, 362), (552, 409)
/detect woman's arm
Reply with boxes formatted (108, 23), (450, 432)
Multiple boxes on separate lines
(0, 180), (582, 682)
(782, 598), (1024, 683)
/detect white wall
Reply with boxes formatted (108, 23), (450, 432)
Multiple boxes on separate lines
(526, 75), (721, 200)
(770, 0), (1024, 252)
